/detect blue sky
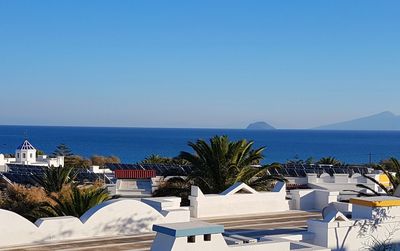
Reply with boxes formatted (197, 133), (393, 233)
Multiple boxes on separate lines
(0, 1), (399, 129)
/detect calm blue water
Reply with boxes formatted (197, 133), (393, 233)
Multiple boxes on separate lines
(0, 125), (399, 164)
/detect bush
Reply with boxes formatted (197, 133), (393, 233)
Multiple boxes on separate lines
(0, 184), (54, 222)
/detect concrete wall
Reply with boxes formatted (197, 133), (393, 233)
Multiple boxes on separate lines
(46, 156), (65, 167)
(151, 223), (329, 251)
(90, 165), (113, 174)
(290, 189), (338, 211)
(189, 182), (290, 218)
(16, 148), (36, 164)
(0, 198), (189, 248)
(308, 217), (400, 250)
(0, 154), (5, 167)
(306, 198), (400, 251)
(0, 154), (6, 172)
(307, 173), (382, 194)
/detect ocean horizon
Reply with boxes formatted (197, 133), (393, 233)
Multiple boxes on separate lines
(0, 125), (399, 165)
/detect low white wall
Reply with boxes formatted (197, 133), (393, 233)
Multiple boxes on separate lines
(308, 217), (400, 250)
(307, 173), (381, 194)
(151, 222), (329, 251)
(189, 182), (290, 218)
(307, 197), (400, 250)
(285, 177), (308, 185)
(290, 189), (338, 211)
(0, 198), (189, 248)
(0, 154), (5, 167)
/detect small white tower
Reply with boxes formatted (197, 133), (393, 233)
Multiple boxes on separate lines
(15, 140), (37, 164)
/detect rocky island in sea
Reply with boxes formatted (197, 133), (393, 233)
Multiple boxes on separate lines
(246, 121), (276, 130)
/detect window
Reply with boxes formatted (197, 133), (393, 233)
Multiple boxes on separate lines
(17, 153), (20, 158)
(187, 236), (195, 243)
(30, 153), (33, 158)
(204, 234), (211, 241)
(23, 153), (26, 158)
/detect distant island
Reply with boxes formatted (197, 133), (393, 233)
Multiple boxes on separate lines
(315, 111), (400, 130)
(246, 121), (275, 130)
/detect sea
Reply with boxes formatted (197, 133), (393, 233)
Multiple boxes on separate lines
(0, 125), (399, 165)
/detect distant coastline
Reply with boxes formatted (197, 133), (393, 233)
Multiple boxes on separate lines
(2, 111), (400, 131)
(0, 125), (399, 164)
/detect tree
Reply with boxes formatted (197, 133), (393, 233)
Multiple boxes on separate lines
(318, 156), (342, 166)
(47, 186), (110, 217)
(33, 165), (76, 194)
(67, 155), (92, 169)
(379, 159), (397, 171)
(52, 144), (73, 157)
(52, 144), (86, 168)
(141, 154), (170, 164)
(141, 154), (190, 165)
(90, 155), (120, 167)
(178, 135), (283, 193)
(355, 158), (400, 196)
(286, 154), (305, 165)
(36, 149), (45, 157)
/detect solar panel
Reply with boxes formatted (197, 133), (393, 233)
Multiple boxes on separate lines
(3, 164), (109, 185)
(297, 169), (307, 177)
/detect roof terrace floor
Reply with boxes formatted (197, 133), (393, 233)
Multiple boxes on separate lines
(2, 210), (321, 251)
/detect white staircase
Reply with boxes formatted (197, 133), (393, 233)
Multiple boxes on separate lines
(116, 179), (153, 197)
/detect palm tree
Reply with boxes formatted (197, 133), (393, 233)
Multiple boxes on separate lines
(178, 135), (283, 193)
(152, 177), (192, 206)
(33, 165), (76, 194)
(141, 154), (172, 164)
(355, 157), (400, 196)
(48, 186), (110, 217)
(234, 164), (284, 191)
(318, 156), (341, 166)
(141, 154), (190, 165)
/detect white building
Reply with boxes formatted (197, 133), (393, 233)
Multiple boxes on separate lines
(15, 140), (37, 164)
(150, 221), (329, 251)
(0, 139), (64, 169)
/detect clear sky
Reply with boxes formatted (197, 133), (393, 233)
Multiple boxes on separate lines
(0, 1), (399, 129)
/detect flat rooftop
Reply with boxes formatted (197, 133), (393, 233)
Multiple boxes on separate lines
(2, 210), (321, 251)
(350, 196), (400, 207)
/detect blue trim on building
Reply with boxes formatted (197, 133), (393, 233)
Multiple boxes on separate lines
(153, 223), (224, 237)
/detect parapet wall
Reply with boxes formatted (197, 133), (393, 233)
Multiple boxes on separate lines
(290, 189), (338, 211)
(0, 198), (190, 248)
(189, 182), (290, 218)
(307, 173), (386, 194)
(307, 198), (400, 251)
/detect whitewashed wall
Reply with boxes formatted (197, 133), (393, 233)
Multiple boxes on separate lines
(290, 189), (338, 211)
(308, 212), (400, 250)
(189, 182), (290, 218)
(0, 198), (189, 248)
(151, 222), (329, 251)
(307, 173), (381, 193)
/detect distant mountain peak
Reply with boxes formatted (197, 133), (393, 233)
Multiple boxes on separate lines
(315, 111), (400, 131)
(376, 111), (395, 117)
(246, 121), (276, 130)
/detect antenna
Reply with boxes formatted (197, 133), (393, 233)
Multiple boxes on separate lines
(368, 152), (376, 166)
(23, 130), (28, 140)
